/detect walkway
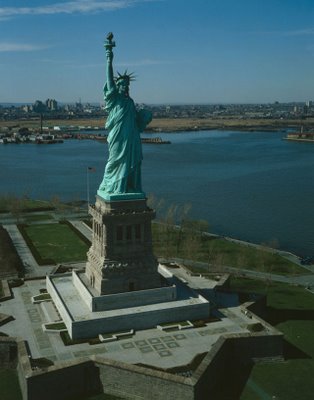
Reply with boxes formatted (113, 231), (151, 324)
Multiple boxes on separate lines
(3, 224), (55, 278)
(68, 220), (92, 242)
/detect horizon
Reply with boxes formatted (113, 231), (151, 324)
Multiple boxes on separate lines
(1, 0), (314, 104)
(0, 100), (310, 107)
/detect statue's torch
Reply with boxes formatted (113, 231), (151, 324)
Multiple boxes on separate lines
(104, 32), (116, 50)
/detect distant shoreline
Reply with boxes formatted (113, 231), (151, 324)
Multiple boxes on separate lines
(1, 116), (313, 133)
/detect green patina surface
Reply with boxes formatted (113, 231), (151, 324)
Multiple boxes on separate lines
(98, 33), (151, 201)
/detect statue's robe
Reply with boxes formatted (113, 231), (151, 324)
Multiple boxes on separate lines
(99, 84), (151, 195)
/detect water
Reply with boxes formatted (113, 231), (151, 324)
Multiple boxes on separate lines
(1, 130), (313, 256)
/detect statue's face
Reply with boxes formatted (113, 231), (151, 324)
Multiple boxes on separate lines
(117, 78), (129, 96)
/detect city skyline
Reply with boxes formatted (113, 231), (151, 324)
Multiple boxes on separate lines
(1, 0), (314, 104)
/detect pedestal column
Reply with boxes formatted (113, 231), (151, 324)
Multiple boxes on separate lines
(85, 196), (162, 295)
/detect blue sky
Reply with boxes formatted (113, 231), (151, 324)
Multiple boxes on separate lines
(1, 0), (314, 104)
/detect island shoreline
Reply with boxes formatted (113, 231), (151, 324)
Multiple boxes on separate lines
(1, 117), (314, 133)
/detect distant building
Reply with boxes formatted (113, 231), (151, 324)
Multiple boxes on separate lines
(22, 105), (33, 113)
(46, 98), (58, 111)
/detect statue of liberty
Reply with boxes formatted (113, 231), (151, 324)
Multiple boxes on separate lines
(98, 33), (152, 201)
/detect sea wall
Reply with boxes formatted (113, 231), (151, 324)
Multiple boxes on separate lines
(94, 357), (194, 400)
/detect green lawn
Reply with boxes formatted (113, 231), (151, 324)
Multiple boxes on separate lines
(246, 319), (314, 400)
(23, 214), (54, 223)
(0, 196), (53, 212)
(229, 277), (314, 400)
(241, 356), (314, 400)
(24, 223), (89, 263)
(79, 395), (124, 400)
(152, 223), (304, 276)
(0, 369), (23, 400)
(20, 199), (52, 210)
(229, 277), (314, 310)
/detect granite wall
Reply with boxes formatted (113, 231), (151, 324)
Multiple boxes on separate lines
(94, 357), (194, 400)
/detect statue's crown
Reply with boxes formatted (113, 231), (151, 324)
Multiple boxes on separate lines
(115, 70), (136, 83)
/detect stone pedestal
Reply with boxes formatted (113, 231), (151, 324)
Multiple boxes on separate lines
(48, 195), (211, 340)
(85, 195), (163, 295)
(48, 198), (211, 340)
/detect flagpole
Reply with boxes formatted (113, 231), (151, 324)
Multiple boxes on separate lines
(86, 167), (90, 211)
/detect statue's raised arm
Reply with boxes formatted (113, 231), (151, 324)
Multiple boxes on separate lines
(104, 32), (115, 91)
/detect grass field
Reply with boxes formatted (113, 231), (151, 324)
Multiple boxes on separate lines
(19, 218), (303, 275)
(0, 196), (53, 212)
(24, 223), (88, 263)
(152, 223), (304, 276)
(229, 277), (314, 400)
(82, 395), (124, 400)
(23, 214), (54, 223)
(0, 369), (22, 400)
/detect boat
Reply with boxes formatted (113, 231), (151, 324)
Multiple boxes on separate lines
(283, 126), (314, 142)
(141, 137), (171, 144)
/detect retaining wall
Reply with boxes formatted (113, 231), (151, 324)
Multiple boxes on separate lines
(94, 357), (194, 400)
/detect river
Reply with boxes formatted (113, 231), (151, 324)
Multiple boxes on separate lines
(1, 130), (313, 256)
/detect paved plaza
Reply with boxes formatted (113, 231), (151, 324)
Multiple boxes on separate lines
(0, 275), (262, 369)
